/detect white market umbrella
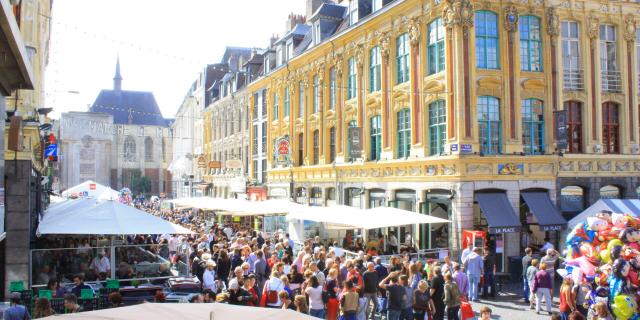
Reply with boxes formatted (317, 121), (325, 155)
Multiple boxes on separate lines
(61, 180), (119, 200)
(37, 200), (194, 235)
(41, 302), (316, 320)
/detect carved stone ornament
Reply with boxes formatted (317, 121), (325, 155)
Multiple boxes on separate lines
(334, 53), (344, 77)
(442, 164), (456, 175)
(616, 162), (630, 172)
(587, 15), (600, 39)
(426, 165), (437, 175)
(623, 15), (637, 42)
(442, 0), (474, 29)
(546, 7), (560, 38)
(635, 162), (640, 171)
(597, 161), (611, 171)
(355, 44), (365, 69)
(407, 17), (421, 46)
(578, 161), (592, 172)
(504, 5), (519, 32)
(378, 32), (391, 62)
(559, 161), (574, 171)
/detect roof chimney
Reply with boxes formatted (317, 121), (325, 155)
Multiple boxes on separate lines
(286, 13), (306, 33)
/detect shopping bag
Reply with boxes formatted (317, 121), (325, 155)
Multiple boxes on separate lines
(460, 300), (474, 320)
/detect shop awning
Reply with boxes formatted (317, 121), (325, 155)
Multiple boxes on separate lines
(521, 192), (567, 231)
(475, 193), (522, 233)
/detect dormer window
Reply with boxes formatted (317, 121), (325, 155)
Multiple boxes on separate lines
(349, 0), (358, 26)
(286, 41), (294, 60)
(314, 23), (321, 45)
(276, 46), (283, 67)
(372, 0), (382, 12)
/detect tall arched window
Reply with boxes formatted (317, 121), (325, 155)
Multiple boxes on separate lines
(475, 11), (500, 69)
(144, 137), (153, 162)
(370, 116), (382, 161)
(521, 99), (544, 155)
(396, 33), (410, 83)
(123, 136), (136, 162)
(348, 57), (357, 99)
(329, 127), (336, 163)
(477, 96), (501, 154)
(602, 102), (619, 154)
(369, 46), (381, 92)
(427, 17), (445, 74)
(600, 185), (621, 199)
(560, 186), (584, 213)
(397, 108), (411, 158)
(428, 100), (446, 156)
(312, 130), (319, 165)
(565, 101), (583, 153)
(520, 15), (543, 72)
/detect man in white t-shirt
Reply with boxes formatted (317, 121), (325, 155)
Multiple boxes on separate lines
(90, 251), (110, 277)
(168, 235), (179, 255)
(461, 242), (473, 265)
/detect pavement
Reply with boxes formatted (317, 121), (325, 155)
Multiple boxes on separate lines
(466, 280), (560, 320)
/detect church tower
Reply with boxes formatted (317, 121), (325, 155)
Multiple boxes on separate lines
(113, 56), (122, 92)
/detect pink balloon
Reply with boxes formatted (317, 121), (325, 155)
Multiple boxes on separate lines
(565, 256), (596, 277)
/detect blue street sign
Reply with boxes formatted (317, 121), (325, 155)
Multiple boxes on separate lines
(45, 144), (57, 157)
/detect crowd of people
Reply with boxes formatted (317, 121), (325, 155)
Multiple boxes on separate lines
(4, 200), (506, 320)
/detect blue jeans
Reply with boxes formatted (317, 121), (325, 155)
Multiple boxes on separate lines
(483, 272), (495, 296)
(523, 276), (530, 301)
(310, 309), (325, 318)
(401, 307), (413, 320)
(387, 309), (402, 320)
(468, 273), (480, 300)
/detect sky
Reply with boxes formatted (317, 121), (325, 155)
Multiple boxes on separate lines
(45, 0), (307, 119)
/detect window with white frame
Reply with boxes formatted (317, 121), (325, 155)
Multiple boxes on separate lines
(600, 25), (620, 92)
(562, 21), (582, 90)
(349, 0), (358, 25)
(313, 75), (320, 113)
(299, 81), (305, 118)
(329, 68), (336, 109)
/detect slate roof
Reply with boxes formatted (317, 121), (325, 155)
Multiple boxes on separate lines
(221, 47), (253, 65)
(90, 89), (167, 127)
(309, 3), (347, 22)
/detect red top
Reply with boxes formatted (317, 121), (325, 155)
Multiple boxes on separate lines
(559, 289), (572, 313)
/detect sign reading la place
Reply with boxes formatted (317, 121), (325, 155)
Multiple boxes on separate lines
(488, 226), (520, 234)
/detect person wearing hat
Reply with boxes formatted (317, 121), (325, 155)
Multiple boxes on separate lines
(89, 250), (110, 280)
(203, 259), (218, 293)
(3, 292), (30, 320)
(238, 274), (258, 306)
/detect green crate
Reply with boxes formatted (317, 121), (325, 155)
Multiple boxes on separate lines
(80, 289), (94, 299)
(9, 281), (24, 292)
(38, 289), (52, 299)
(106, 279), (120, 289)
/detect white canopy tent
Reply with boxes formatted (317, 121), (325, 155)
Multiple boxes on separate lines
(37, 200), (194, 235)
(169, 197), (304, 216)
(286, 205), (450, 230)
(42, 302), (316, 320)
(567, 199), (640, 230)
(61, 180), (120, 200)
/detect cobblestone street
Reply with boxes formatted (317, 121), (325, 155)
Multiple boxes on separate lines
(466, 281), (560, 319)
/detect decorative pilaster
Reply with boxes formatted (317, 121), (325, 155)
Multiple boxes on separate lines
(378, 32), (391, 149)
(443, 0), (474, 139)
(587, 14), (599, 142)
(335, 54), (345, 156)
(546, 7), (560, 140)
(408, 17), (423, 146)
(355, 44), (365, 126)
(624, 15), (637, 143)
(316, 62), (326, 163)
(504, 4), (519, 140)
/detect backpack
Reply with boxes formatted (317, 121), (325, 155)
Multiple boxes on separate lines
(267, 290), (279, 304)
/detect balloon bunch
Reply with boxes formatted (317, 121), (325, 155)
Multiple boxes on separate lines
(119, 188), (132, 204)
(563, 210), (640, 320)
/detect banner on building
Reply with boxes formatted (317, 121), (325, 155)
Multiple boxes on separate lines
(226, 159), (242, 169)
(197, 155), (207, 168)
(555, 110), (568, 150)
(348, 127), (363, 159)
(274, 136), (290, 165)
(208, 161), (221, 169)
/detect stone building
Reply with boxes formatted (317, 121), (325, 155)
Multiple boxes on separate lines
(202, 47), (256, 199)
(1, 0), (51, 298)
(60, 59), (175, 195)
(246, 0), (640, 269)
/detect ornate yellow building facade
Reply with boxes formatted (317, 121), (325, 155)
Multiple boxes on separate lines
(247, 0), (640, 260)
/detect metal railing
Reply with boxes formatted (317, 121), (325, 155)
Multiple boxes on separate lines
(341, 248), (450, 264)
(601, 70), (622, 93)
(563, 69), (584, 91)
(30, 244), (188, 287)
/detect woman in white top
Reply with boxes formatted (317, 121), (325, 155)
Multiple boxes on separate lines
(264, 271), (285, 308)
(305, 276), (325, 319)
(202, 260), (217, 292)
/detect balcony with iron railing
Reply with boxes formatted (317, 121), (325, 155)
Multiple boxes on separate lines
(601, 70), (622, 93)
(563, 69), (584, 91)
